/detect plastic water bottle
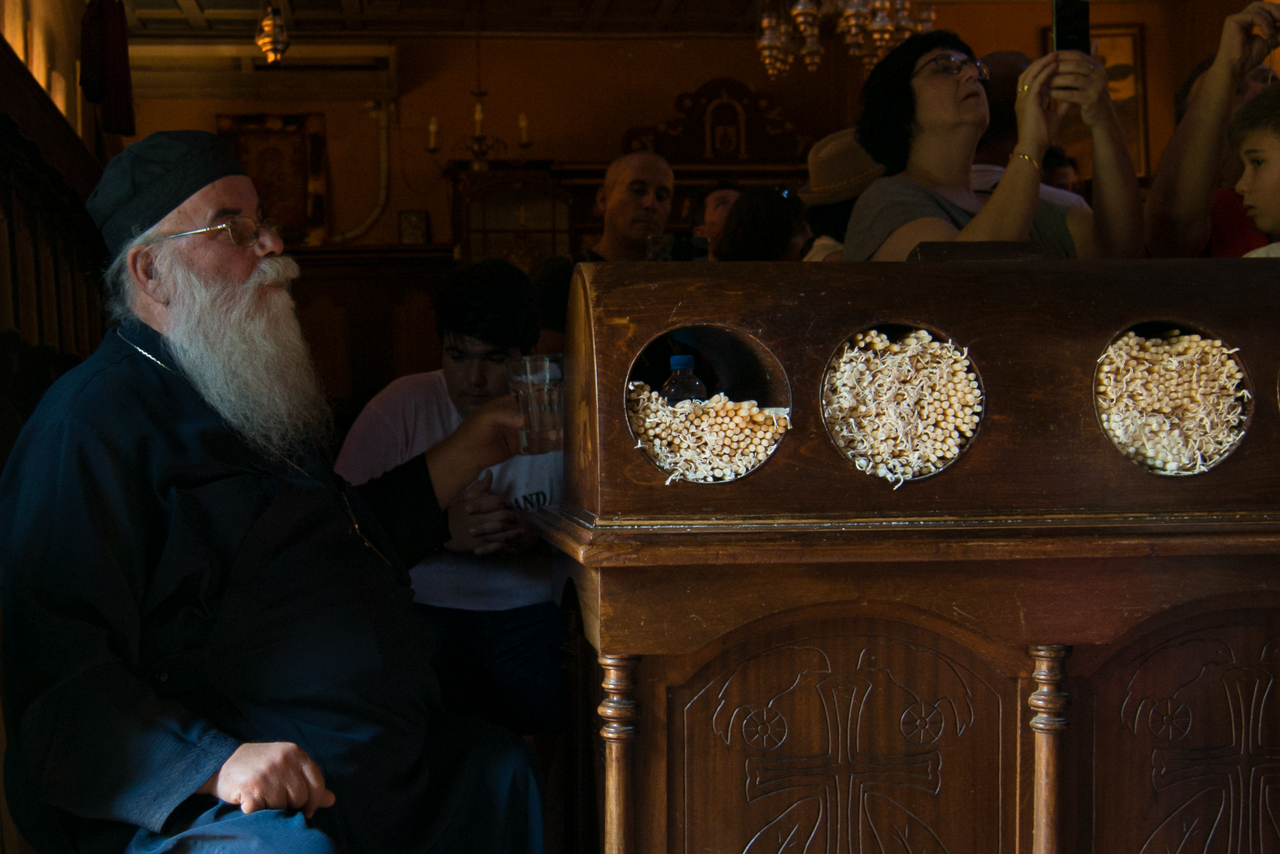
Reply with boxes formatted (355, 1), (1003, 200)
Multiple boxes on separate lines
(661, 355), (707, 405)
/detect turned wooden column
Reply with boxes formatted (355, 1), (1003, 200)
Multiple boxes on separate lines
(1028, 645), (1070, 854)
(598, 655), (639, 854)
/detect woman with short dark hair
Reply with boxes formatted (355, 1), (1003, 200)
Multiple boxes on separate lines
(844, 31), (1142, 261)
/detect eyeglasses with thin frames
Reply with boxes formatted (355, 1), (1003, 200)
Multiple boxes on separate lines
(912, 54), (991, 81)
(153, 216), (282, 248)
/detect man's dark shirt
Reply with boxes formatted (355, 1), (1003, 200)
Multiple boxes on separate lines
(0, 319), (450, 852)
(533, 249), (604, 334)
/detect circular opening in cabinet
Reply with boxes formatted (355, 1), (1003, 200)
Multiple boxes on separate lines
(1094, 321), (1251, 476)
(624, 325), (792, 484)
(820, 323), (985, 487)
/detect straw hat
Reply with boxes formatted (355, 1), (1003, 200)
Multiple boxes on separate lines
(797, 128), (885, 206)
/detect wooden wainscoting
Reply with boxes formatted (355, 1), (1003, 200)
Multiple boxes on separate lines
(289, 245), (457, 443)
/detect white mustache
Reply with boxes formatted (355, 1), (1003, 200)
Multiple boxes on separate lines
(246, 255), (301, 290)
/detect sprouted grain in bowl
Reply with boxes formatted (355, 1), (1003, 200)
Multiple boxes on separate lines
(1095, 330), (1248, 475)
(626, 383), (791, 484)
(822, 328), (982, 488)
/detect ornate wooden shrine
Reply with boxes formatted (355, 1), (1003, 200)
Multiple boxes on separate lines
(537, 259), (1280, 854)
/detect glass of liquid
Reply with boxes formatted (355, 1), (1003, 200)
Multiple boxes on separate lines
(507, 355), (564, 454)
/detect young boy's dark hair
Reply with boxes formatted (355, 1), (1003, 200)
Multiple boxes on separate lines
(433, 259), (542, 354)
(1229, 84), (1280, 152)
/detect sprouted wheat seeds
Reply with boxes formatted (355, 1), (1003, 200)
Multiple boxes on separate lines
(1096, 330), (1248, 474)
(822, 329), (982, 488)
(626, 384), (791, 484)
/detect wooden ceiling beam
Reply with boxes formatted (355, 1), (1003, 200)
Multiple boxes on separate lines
(173, 0), (211, 30)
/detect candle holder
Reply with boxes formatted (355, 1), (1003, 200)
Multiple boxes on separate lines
(425, 36), (533, 171)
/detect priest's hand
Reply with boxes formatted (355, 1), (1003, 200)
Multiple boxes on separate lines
(426, 394), (524, 507)
(445, 471), (534, 556)
(199, 742), (336, 819)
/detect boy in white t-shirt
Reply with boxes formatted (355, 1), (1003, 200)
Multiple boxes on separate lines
(336, 260), (564, 735)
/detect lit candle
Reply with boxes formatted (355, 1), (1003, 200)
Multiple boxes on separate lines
(518, 113), (528, 144)
(474, 102), (483, 135)
(428, 115), (438, 149)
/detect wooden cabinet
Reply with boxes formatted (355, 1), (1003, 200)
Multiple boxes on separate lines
(539, 260), (1280, 854)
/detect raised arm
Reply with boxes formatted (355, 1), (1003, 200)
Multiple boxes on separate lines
(1053, 50), (1143, 258)
(425, 393), (523, 508)
(956, 54), (1065, 242)
(1145, 2), (1280, 257)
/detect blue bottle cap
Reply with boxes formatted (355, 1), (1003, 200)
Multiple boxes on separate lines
(670, 355), (695, 369)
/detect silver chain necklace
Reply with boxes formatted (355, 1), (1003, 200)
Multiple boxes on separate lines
(117, 328), (177, 375)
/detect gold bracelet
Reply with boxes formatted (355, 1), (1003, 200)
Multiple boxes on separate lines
(1011, 151), (1040, 171)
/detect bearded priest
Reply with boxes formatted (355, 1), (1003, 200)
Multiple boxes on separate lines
(0, 131), (542, 854)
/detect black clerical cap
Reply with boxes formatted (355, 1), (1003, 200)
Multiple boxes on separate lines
(86, 130), (247, 258)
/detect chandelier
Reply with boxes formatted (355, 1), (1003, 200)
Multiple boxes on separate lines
(425, 33), (533, 171)
(757, 0), (936, 78)
(255, 4), (289, 64)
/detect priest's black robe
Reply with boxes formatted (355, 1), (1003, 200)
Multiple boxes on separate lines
(0, 319), (538, 853)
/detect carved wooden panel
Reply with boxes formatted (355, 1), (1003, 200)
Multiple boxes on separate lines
(1090, 609), (1280, 854)
(621, 77), (813, 163)
(670, 617), (1014, 854)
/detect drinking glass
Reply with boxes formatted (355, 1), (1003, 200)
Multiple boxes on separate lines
(507, 355), (564, 454)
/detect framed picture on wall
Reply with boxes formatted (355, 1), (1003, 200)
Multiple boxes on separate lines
(1040, 23), (1149, 178)
(217, 113), (330, 246)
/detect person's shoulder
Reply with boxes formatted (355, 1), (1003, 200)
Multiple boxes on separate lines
(375, 370), (448, 403)
(1244, 242), (1280, 257)
(855, 174), (921, 203)
(850, 175), (949, 217)
(7, 331), (208, 489)
(30, 332), (174, 432)
(356, 370), (455, 433)
(850, 175), (955, 220)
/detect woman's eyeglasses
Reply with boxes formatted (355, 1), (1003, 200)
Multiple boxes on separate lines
(154, 216), (282, 248)
(913, 54), (991, 81)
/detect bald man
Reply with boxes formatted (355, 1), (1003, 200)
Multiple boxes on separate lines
(534, 151), (674, 351)
(594, 151), (675, 261)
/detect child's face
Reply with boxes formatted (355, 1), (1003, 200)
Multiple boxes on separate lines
(1236, 128), (1280, 236)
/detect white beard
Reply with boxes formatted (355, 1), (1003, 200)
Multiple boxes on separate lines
(157, 248), (332, 461)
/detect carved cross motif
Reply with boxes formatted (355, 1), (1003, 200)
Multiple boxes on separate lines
(1150, 668), (1280, 854)
(745, 676), (941, 854)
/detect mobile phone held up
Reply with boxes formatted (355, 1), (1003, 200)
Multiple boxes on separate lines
(1052, 0), (1091, 57)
